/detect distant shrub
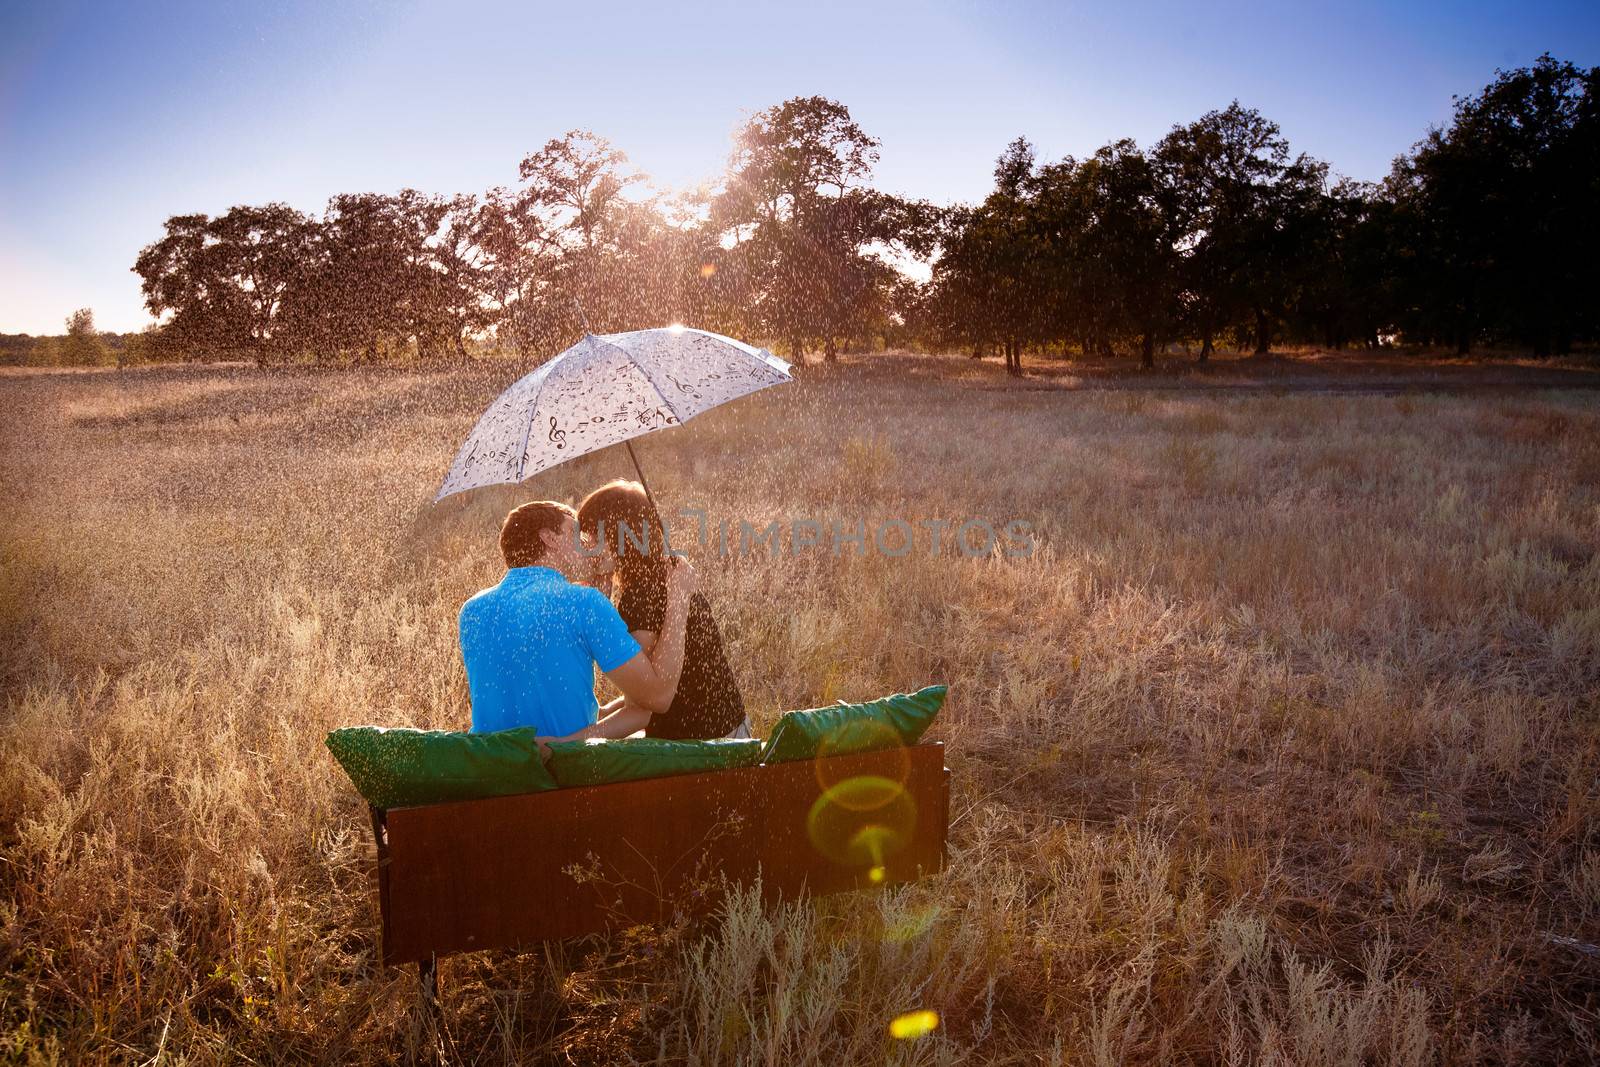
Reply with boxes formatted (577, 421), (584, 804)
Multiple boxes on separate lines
(60, 308), (112, 367)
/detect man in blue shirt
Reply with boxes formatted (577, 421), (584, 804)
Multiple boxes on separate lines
(460, 500), (695, 736)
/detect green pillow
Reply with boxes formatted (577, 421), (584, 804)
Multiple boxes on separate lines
(544, 737), (763, 788)
(760, 685), (948, 765)
(325, 725), (559, 810)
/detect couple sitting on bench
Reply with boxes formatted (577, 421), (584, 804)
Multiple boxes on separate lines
(459, 480), (751, 749)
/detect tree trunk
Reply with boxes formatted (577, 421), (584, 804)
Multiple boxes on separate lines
(824, 337), (838, 363)
(1198, 332), (1213, 364)
(1529, 314), (1553, 358)
(1454, 303), (1472, 355)
(1253, 308), (1270, 356)
(1007, 337), (1023, 377)
(790, 335), (803, 362)
(1139, 333), (1155, 370)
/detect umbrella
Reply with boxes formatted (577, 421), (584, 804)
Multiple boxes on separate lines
(435, 326), (793, 510)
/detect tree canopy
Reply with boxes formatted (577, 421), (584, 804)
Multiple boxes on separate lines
(126, 57), (1599, 370)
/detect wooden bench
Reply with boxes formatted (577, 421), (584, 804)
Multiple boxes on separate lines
(367, 742), (950, 999)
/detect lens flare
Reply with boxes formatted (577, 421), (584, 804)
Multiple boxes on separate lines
(851, 824), (894, 867)
(698, 262), (716, 278)
(806, 775), (916, 869)
(813, 719), (910, 793)
(889, 1010), (939, 1040)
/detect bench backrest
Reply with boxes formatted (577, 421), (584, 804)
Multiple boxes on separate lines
(372, 742), (949, 965)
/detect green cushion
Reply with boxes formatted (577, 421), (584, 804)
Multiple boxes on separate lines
(760, 685), (948, 765)
(544, 736), (763, 787)
(325, 725), (559, 809)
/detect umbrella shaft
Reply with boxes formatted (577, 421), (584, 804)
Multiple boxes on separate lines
(624, 439), (664, 528)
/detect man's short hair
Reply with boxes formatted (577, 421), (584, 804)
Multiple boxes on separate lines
(500, 501), (575, 568)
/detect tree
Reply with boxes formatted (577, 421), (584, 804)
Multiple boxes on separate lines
(418, 193), (485, 360)
(279, 191), (469, 364)
(1283, 179), (1395, 350)
(713, 96), (888, 362)
(1387, 55), (1598, 354)
(464, 186), (561, 357)
(123, 65), (1600, 367)
(208, 204), (317, 364)
(133, 213), (248, 359)
(925, 138), (1048, 375)
(60, 308), (111, 366)
(646, 186), (744, 336)
(1156, 103), (1313, 359)
(120, 326), (158, 369)
(133, 204), (314, 363)
(517, 130), (646, 335)
(1073, 141), (1183, 368)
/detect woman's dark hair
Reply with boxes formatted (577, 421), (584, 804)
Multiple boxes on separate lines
(576, 480), (667, 596)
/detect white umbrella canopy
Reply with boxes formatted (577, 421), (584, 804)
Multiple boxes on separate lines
(436, 326), (792, 502)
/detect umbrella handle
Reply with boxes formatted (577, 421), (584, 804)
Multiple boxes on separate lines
(571, 296), (593, 335)
(624, 438), (668, 546)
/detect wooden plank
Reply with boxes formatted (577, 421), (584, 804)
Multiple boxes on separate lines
(379, 743), (948, 965)
(753, 742), (948, 900)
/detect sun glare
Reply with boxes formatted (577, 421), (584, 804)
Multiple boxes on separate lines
(668, 322), (686, 333)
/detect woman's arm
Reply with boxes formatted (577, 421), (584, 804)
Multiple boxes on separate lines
(553, 699), (653, 742)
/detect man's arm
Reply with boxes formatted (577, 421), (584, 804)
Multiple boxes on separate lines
(550, 690), (652, 742)
(543, 563), (696, 743)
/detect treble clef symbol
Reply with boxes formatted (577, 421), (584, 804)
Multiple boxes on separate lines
(548, 417), (567, 450)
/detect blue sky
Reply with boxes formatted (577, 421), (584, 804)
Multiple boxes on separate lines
(2, 0), (1597, 334)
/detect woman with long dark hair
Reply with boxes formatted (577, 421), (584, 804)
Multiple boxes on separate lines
(576, 479), (750, 739)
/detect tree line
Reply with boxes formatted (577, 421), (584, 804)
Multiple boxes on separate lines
(0, 309), (146, 368)
(115, 54), (1596, 372)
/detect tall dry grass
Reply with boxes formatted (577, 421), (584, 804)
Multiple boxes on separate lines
(2, 356), (1598, 1063)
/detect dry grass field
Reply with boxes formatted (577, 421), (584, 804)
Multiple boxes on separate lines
(3, 352), (1599, 1064)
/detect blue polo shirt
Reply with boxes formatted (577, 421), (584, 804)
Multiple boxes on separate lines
(459, 566), (642, 735)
